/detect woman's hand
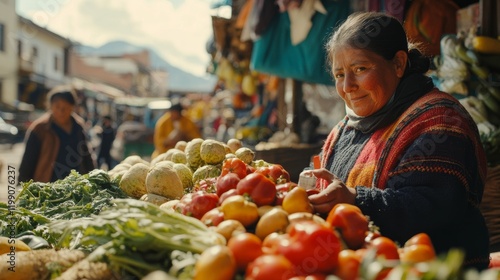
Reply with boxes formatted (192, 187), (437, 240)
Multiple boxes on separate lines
(305, 168), (357, 215)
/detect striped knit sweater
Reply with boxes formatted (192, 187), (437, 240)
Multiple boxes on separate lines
(320, 88), (490, 269)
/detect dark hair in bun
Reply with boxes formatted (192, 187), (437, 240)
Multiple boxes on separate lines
(326, 12), (430, 77)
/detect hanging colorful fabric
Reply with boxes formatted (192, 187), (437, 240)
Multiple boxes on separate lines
(403, 0), (459, 56)
(288, 0), (327, 46)
(368, 0), (407, 22)
(250, 0), (350, 85)
(246, 0), (280, 41)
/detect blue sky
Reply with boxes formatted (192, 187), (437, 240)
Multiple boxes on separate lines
(16, 0), (232, 77)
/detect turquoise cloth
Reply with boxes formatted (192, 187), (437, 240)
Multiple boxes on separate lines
(250, 0), (350, 85)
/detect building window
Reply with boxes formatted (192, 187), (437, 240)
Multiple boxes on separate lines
(32, 46), (38, 58)
(54, 55), (59, 71)
(0, 23), (5, 52)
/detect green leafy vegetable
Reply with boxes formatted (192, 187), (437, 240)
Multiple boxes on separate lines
(49, 199), (225, 279)
(0, 169), (128, 241)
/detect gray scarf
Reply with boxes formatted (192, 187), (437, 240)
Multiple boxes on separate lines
(346, 74), (434, 133)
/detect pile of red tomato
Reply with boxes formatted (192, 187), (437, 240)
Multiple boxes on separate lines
(166, 157), (438, 280)
(194, 204), (437, 280)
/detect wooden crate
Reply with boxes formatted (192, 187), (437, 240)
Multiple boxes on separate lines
(254, 144), (322, 183)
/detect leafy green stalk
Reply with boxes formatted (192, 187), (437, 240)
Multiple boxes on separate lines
(48, 199), (224, 279)
(1, 169), (128, 238)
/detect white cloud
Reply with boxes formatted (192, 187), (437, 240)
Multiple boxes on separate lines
(16, 0), (216, 77)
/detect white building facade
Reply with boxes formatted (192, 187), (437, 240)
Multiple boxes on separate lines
(17, 16), (71, 108)
(0, 0), (19, 105)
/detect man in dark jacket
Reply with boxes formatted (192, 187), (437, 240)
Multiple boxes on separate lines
(19, 86), (96, 183)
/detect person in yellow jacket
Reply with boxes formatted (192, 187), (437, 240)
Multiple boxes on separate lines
(152, 102), (202, 159)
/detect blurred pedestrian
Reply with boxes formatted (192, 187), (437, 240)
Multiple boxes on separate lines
(96, 115), (116, 170)
(152, 102), (202, 159)
(19, 86), (96, 183)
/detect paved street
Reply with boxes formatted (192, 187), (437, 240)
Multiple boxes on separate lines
(0, 143), (25, 203)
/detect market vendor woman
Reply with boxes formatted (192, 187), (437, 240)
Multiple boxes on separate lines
(19, 86), (95, 183)
(306, 12), (490, 269)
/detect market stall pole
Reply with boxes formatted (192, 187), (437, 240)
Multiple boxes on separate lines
(255, 78), (322, 183)
(274, 78), (309, 134)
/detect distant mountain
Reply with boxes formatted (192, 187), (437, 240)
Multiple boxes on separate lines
(74, 40), (217, 93)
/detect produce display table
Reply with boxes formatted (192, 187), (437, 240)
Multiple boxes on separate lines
(3, 138), (500, 279)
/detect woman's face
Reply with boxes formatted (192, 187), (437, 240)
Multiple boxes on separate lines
(332, 47), (406, 117)
(170, 110), (181, 121)
(50, 98), (74, 124)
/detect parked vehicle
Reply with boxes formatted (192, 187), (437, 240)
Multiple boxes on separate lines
(0, 101), (34, 142)
(0, 116), (19, 148)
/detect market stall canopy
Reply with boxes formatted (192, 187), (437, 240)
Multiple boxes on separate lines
(207, 0), (349, 86)
(72, 78), (125, 101)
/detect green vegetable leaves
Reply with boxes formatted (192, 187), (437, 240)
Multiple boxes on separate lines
(49, 199), (225, 278)
(0, 169), (128, 240)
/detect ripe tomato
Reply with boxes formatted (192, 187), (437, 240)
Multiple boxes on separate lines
(227, 232), (264, 272)
(281, 186), (314, 214)
(399, 232), (435, 263)
(262, 232), (286, 254)
(399, 244), (436, 263)
(326, 204), (369, 250)
(216, 172), (240, 197)
(236, 172), (277, 206)
(245, 254), (297, 280)
(193, 245), (236, 280)
(218, 188), (238, 205)
(289, 275), (327, 280)
(255, 207), (290, 241)
(200, 207), (225, 227)
(255, 164), (290, 184)
(246, 164), (256, 174)
(214, 219), (246, 242)
(275, 182), (297, 206)
(368, 236), (400, 260)
(334, 249), (362, 280)
(174, 191), (219, 220)
(277, 220), (341, 275)
(404, 233), (434, 249)
(220, 157), (247, 179)
(220, 195), (260, 227)
(489, 252), (500, 268)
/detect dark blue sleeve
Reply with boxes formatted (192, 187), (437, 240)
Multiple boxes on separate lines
(355, 132), (478, 244)
(355, 178), (463, 242)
